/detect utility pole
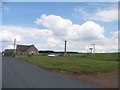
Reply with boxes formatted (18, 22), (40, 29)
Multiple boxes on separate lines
(13, 39), (16, 56)
(64, 40), (67, 56)
(14, 39), (16, 50)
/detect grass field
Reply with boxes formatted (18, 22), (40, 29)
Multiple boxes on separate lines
(21, 53), (119, 74)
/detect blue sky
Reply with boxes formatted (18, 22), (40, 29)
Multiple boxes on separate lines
(1, 2), (118, 52)
(2, 2), (118, 34)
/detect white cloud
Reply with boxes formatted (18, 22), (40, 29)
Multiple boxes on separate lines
(75, 7), (118, 22)
(92, 9), (118, 22)
(34, 14), (118, 52)
(0, 15), (118, 53)
(1, 25), (63, 51)
(35, 15), (105, 41)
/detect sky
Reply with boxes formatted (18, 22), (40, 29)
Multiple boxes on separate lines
(1, 2), (119, 53)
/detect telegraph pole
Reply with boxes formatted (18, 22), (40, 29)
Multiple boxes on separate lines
(14, 39), (16, 50)
(64, 40), (67, 56)
(13, 39), (16, 56)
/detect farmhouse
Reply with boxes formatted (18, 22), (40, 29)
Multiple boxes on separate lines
(16, 45), (39, 56)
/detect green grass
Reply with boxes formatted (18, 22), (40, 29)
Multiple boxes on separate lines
(71, 53), (119, 61)
(21, 53), (119, 74)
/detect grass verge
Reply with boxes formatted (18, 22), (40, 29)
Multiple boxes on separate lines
(20, 53), (119, 74)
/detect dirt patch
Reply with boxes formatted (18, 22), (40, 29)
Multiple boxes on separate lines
(39, 67), (119, 88)
(56, 70), (119, 88)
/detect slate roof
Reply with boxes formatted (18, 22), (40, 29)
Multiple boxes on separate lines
(16, 45), (34, 52)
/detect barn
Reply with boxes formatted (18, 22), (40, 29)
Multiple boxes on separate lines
(16, 45), (39, 56)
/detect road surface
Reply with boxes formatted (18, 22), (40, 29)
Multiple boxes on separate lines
(2, 57), (99, 88)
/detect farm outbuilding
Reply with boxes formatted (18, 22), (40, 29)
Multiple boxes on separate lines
(16, 45), (39, 56)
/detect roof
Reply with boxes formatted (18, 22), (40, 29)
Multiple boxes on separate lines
(16, 45), (34, 52)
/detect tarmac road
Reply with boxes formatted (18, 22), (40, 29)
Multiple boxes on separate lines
(2, 57), (99, 88)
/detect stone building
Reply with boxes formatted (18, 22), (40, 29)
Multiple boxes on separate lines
(16, 45), (39, 56)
